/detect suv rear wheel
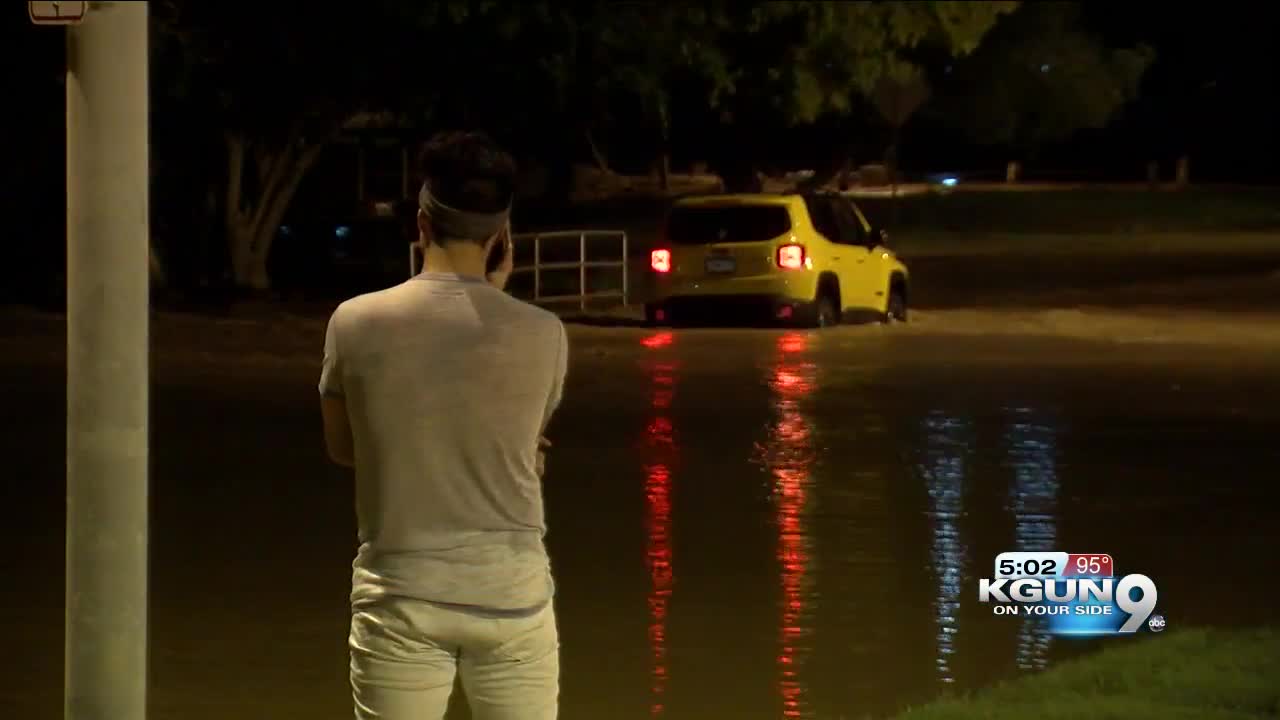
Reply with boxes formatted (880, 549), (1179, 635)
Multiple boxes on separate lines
(815, 294), (839, 328)
(885, 287), (908, 323)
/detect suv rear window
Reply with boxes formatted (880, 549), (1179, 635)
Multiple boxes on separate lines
(665, 205), (792, 245)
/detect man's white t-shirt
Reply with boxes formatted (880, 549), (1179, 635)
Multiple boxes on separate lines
(319, 272), (568, 614)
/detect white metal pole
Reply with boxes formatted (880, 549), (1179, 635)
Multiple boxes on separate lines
(621, 231), (629, 305)
(533, 235), (541, 301)
(65, 3), (150, 720)
(579, 232), (587, 311)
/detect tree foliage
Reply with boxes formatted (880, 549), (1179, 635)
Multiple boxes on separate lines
(469, 2), (1018, 182)
(485, 3), (733, 184)
(716, 1), (1017, 126)
(148, 0), (1026, 286)
(703, 1), (1015, 188)
(932, 1), (1154, 154)
(152, 0), (460, 287)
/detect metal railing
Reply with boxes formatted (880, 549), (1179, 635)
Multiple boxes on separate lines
(409, 229), (629, 310)
(408, 242), (421, 278)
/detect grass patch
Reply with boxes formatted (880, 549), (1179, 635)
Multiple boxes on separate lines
(891, 232), (1280, 258)
(892, 627), (1280, 720)
(859, 187), (1280, 235)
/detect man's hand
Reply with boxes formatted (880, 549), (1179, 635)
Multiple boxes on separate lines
(485, 225), (515, 291)
(536, 436), (551, 478)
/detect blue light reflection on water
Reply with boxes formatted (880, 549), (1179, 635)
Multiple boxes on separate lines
(1005, 407), (1061, 671)
(918, 411), (972, 684)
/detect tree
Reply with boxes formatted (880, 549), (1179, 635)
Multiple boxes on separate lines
(711, 1), (1019, 189)
(472, 3), (638, 195)
(871, 67), (932, 185)
(153, 0), (734, 286)
(150, 1), (1022, 288)
(488, 2), (1015, 194)
(152, 1), (483, 289)
(870, 67), (931, 224)
(930, 1), (1154, 162)
(499, 3), (734, 193)
(602, 5), (732, 190)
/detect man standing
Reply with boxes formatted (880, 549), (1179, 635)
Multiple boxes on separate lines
(319, 132), (568, 720)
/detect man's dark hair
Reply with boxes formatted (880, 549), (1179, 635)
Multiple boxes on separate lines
(418, 131), (517, 215)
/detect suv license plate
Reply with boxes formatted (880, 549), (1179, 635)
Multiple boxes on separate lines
(705, 257), (736, 273)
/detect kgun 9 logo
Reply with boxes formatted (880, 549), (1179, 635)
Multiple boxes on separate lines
(978, 574), (1159, 635)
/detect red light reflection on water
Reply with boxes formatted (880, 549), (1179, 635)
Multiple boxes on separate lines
(642, 358), (679, 716)
(776, 465), (807, 719)
(645, 462), (673, 716)
(774, 370), (806, 392)
(778, 332), (807, 354)
(642, 331), (675, 349)
(765, 333), (815, 719)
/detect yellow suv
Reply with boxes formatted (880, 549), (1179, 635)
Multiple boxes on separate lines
(645, 192), (910, 327)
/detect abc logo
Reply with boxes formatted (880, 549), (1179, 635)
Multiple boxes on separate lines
(1147, 614), (1166, 633)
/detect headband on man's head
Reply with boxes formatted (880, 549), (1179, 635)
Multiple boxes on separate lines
(418, 179), (511, 243)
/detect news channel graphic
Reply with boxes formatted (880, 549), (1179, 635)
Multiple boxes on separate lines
(978, 552), (1165, 636)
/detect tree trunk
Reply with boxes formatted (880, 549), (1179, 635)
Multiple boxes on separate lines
(228, 225), (271, 290)
(1175, 155), (1190, 187)
(886, 126), (901, 228)
(657, 153), (671, 193)
(585, 127), (611, 174)
(886, 125), (901, 187)
(656, 97), (671, 193)
(225, 131), (324, 290)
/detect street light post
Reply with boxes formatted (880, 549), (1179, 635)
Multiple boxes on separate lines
(64, 2), (150, 719)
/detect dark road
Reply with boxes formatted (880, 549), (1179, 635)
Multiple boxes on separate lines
(4, 309), (1280, 719)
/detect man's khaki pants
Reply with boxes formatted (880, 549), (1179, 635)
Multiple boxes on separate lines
(349, 596), (559, 720)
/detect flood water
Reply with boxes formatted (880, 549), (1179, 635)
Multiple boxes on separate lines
(3, 317), (1280, 719)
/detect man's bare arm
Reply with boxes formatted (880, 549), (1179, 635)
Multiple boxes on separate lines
(321, 395), (355, 467)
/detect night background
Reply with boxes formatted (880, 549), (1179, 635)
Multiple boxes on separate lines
(5, 1), (1280, 302)
(3, 2), (1279, 719)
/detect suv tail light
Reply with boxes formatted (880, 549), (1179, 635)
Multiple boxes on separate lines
(651, 249), (672, 273)
(777, 244), (805, 270)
